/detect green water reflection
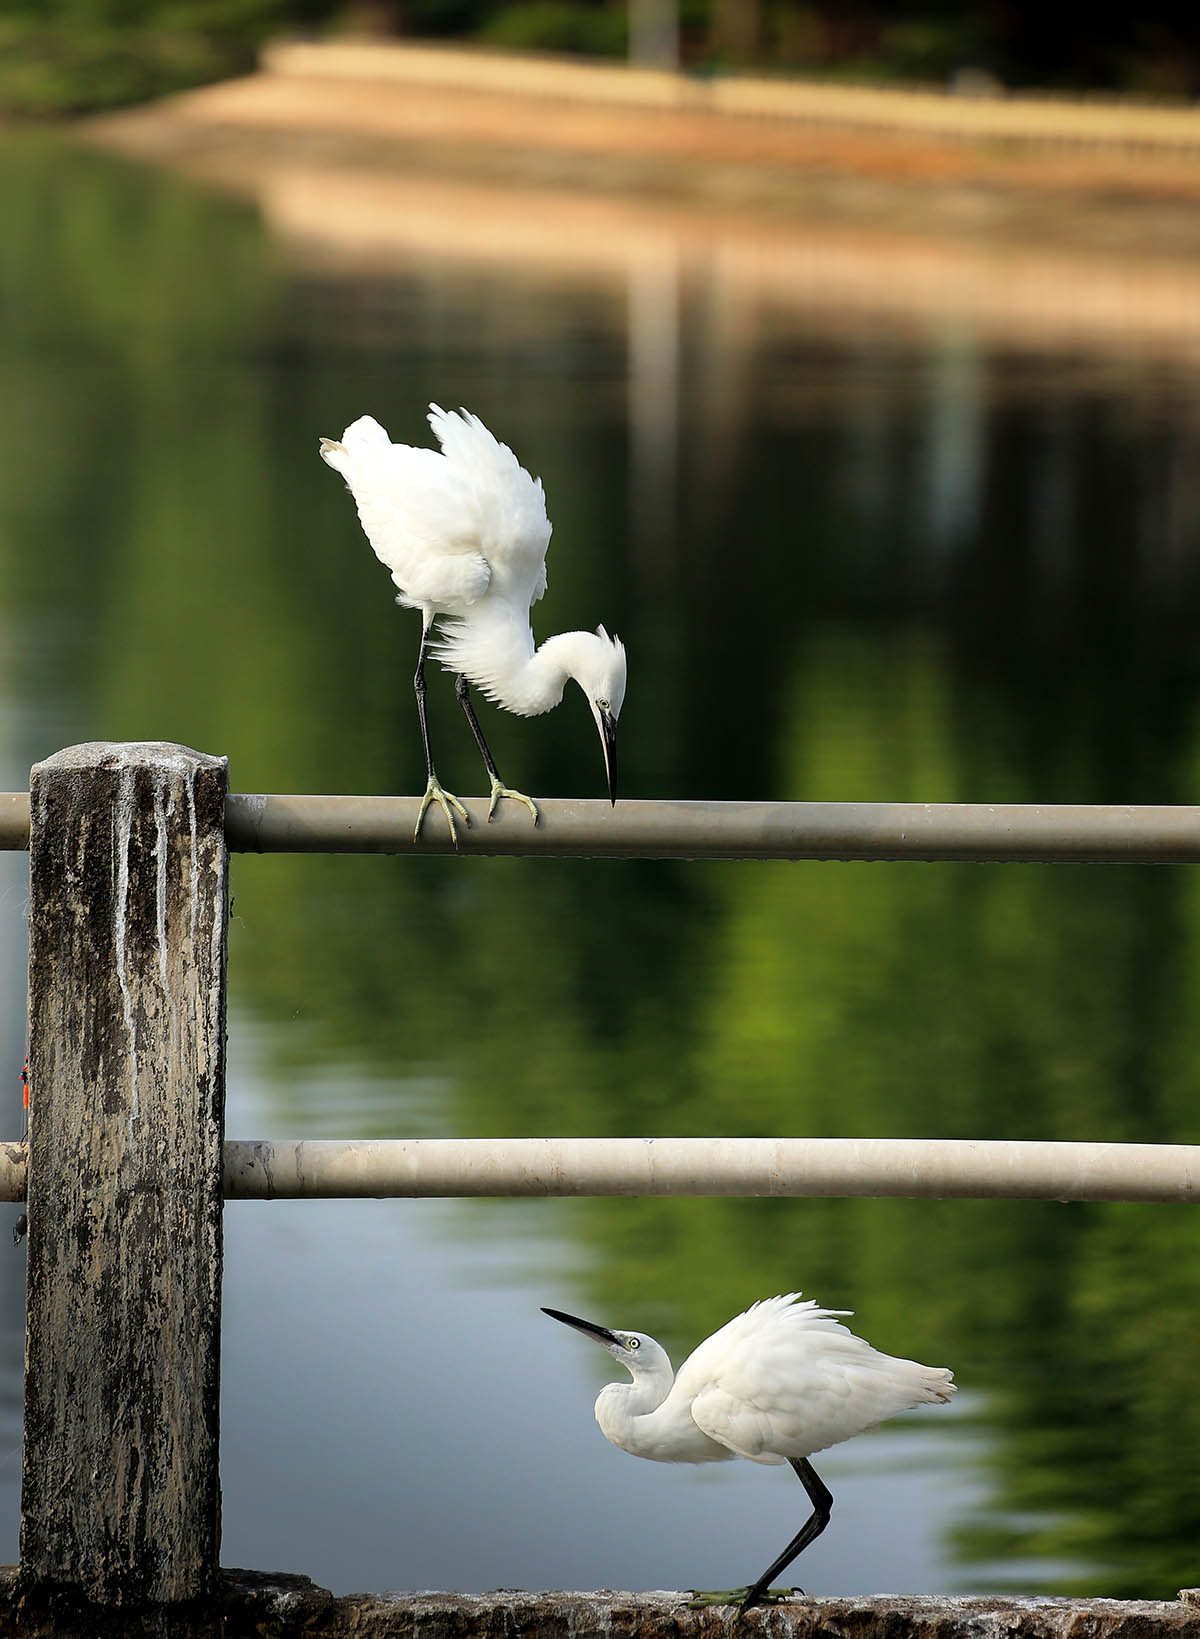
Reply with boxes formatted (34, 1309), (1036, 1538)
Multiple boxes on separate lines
(3, 130), (1200, 1596)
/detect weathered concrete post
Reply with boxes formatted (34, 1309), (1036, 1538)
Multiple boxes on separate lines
(21, 742), (229, 1606)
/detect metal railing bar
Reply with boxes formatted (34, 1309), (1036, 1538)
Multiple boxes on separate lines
(225, 794), (1200, 861)
(3, 792), (1200, 860)
(222, 1137), (1200, 1203)
(0, 1137), (1193, 1204)
(0, 1143), (23, 1201)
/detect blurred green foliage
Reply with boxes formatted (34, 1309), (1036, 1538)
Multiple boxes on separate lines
(1, 0), (1198, 115)
(0, 0), (283, 114)
(477, 0), (626, 56)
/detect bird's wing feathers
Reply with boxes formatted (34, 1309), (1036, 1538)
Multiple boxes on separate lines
(321, 409), (552, 613)
(680, 1294), (954, 1463)
(428, 405), (552, 601)
(323, 415), (493, 611)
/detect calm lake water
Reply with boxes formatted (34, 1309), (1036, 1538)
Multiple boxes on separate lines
(1, 127), (1200, 1598)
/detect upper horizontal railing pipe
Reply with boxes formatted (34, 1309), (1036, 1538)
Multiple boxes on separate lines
(221, 1137), (1200, 1203)
(3, 792), (1200, 860)
(0, 1137), (1194, 1203)
(223, 794), (1200, 861)
(0, 1143), (24, 1202)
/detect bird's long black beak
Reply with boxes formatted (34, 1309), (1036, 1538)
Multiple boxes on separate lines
(542, 1306), (622, 1347)
(597, 707), (618, 806)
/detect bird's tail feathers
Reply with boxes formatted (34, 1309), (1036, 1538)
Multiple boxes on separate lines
(319, 415), (392, 475)
(342, 414), (392, 448)
(853, 1354), (955, 1412)
(919, 1367), (956, 1404)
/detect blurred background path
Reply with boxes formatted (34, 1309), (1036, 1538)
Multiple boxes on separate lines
(80, 40), (1200, 355)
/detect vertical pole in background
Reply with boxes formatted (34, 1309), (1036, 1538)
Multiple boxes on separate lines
(22, 743), (229, 1605)
(629, 0), (679, 69)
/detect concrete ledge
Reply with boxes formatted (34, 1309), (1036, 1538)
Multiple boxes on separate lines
(2, 1574), (1199, 1639)
(312, 1587), (1200, 1639)
(262, 39), (1200, 153)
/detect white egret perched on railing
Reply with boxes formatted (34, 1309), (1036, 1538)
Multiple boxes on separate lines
(320, 405), (627, 843)
(543, 1294), (956, 1611)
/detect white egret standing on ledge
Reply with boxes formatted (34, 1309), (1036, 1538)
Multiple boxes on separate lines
(543, 1294), (955, 1611)
(320, 406), (627, 843)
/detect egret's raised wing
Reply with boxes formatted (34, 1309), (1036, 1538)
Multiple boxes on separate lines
(428, 405), (552, 604)
(679, 1295), (948, 1464)
(322, 416), (493, 612)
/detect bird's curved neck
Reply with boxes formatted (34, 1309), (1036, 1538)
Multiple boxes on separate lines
(433, 611), (576, 718)
(593, 1356), (738, 1464)
(596, 1365), (672, 1433)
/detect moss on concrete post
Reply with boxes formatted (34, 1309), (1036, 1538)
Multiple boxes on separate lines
(21, 742), (229, 1605)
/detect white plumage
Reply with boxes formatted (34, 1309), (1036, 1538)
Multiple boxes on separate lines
(320, 406), (625, 841)
(324, 407), (549, 615)
(543, 1293), (955, 1608)
(676, 1295), (952, 1462)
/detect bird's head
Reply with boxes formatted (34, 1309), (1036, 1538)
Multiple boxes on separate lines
(541, 1307), (669, 1379)
(570, 625), (626, 806)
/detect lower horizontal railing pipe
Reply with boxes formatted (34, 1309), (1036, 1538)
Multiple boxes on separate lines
(222, 795), (1200, 861)
(2, 793), (1200, 860)
(0, 794), (29, 851)
(221, 1137), (1200, 1203)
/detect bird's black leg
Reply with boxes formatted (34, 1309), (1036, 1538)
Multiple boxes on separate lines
(412, 624), (468, 843)
(455, 673), (502, 785)
(414, 626), (437, 781)
(738, 1459), (833, 1613)
(455, 674), (538, 825)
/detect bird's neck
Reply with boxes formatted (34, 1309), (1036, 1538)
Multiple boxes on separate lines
(594, 1364), (737, 1464)
(595, 1367), (673, 1448)
(595, 1362), (733, 1464)
(433, 614), (585, 719)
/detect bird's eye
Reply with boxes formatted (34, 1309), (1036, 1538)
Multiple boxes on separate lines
(626, 1337), (640, 1350)
(597, 699), (609, 712)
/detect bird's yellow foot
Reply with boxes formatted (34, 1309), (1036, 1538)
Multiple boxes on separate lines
(738, 1588), (800, 1615)
(686, 1588), (799, 1612)
(487, 777), (538, 826)
(415, 776), (469, 844)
